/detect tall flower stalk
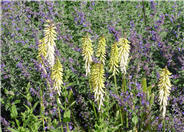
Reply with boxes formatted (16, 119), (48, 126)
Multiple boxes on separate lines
(37, 19), (58, 131)
(50, 57), (64, 131)
(109, 41), (125, 127)
(44, 20), (57, 67)
(158, 66), (172, 119)
(96, 35), (106, 64)
(118, 38), (130, 129)
(118, 38), (130, 75)
(82, 34), (94, 76)
(90, 63), (105, 111)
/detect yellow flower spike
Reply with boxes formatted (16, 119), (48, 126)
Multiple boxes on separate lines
(37, 38), (47, 74)
(109, 42), (119, 77)
(118, 38), (130, 75)
(82, 34), (93, 76)
(90, 63), (105, 111)
(158, 66), (172, 118)
(96, 35), (106, 64)
(44, 20), (57, 67)
(37, 38), (47, 64)
(44, 20), (57, 46)
(51, 57), (63, 96)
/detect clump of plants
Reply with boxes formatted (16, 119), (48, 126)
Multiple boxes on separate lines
(1, 1), (184, 132)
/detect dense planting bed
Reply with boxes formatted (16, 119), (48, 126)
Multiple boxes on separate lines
(1, 1), (184, 132)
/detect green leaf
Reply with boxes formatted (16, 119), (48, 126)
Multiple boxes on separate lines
(26, 82), (31, 92)
(23, 104), (31, 112)
(122, 78), (127, 92)
(14, 100), (21, 105)
(5, 90), (15, 96)
(10, 104), (18, 119)
(115, 110), (120, 121)
(141, 77), (147, 93)
(149, 93), (155, 106)
(132, 115), (138, 125)
(32, 101), (39, 111)
(7, 128), (19, 132)
(0, 98), (4, 104)
(63, 110), (71, 123)
(65, 82), (74, 88)
(68, 101), (76, 109)
(56, 99), (65, 110)
(147, 85), (153, 100)
(15, 119), (20, 128)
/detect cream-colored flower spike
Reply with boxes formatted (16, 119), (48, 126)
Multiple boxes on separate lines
(37, 38), (47, 64)
(109, 42), (119, 76)
(158, 67), (172, 118)
(51, 57), (63, 96)
(44, 20), (57, 67)
(118, 38), (130, 75)
(90, 63), (105, 111)
(96, 35), (106, 64)
(82, 34), (93, 76)
(37, 38), (47, 74)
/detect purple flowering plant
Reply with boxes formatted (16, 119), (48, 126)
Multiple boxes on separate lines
(1, 1), (184, 132)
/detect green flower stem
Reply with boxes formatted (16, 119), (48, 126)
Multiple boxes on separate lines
(122, 74), (128, 129)
(42, 119), (45, 132)
(64, 87), (70, 132)
(120, 108), (124, 126)
(126, 111), (128, 129)
(40, 86), (45, 115)
(40, 85), (45, 132)
(142, 0), (147, 26)
(67, 123), (70, 132)
(56, 94), (64, 132)
(163, 119), (165, 132)
(122, 74), (126, 92)
(89, 80), (98, 120)
(56, 94), (62, 122)
(113, 75), (118, 94)
(114, 74), (124, 127)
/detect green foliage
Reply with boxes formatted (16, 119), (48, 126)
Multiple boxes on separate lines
(8, 102), (41, 132)
(10, 104), (18, 119)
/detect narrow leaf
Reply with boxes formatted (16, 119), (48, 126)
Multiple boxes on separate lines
(122, 78), (127, 92)
(141, 77), (147, 93)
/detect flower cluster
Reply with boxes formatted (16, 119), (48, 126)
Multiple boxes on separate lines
(109, 42), (119, 76)
(51, 57), (63, 96)
(38, 20), (63, 96)
(82, 34), (93, 76)
(37, 38), (47, 73)
(96, 35), (106, 64)
(118, 38), (131, 75)
(44, 20), (57, 67)
(90, 63), (105, 110)
(158, 67), (172, 118)
(37, 38), (47, 64)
